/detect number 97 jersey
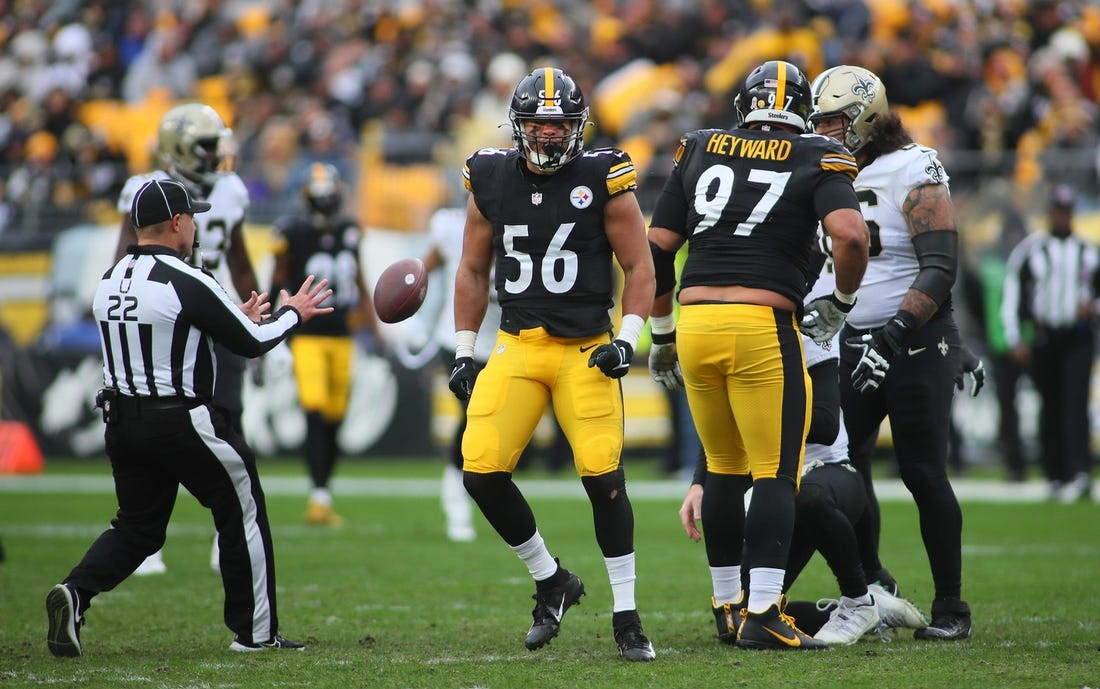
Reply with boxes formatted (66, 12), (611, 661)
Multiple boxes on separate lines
(649, 127), (859, 306)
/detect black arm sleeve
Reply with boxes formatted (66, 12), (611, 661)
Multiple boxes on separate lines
(805, 359), (841, 446)
(911, 230), (958, 305)
(175, 269), (299, 358)
(691, 444), (706, 486)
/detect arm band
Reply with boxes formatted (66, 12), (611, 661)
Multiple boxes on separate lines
(911, 230), (958, 305)
(615, 314), (645, 350)
(455, 330), (476, 359)
(650, 240), (678, 297)
(650, 313), (676, 344)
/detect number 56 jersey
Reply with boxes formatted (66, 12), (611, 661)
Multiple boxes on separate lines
(463, 147), (638, 338)
(650, 127), (859, 306)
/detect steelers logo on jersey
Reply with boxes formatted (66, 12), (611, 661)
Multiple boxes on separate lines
(570, 186), (594, 209)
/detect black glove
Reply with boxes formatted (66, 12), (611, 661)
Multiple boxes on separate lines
(448, 356), (477, 401)
(844, 312), (916, 394)
(955, 345), (985, 398)
(588, 339), (634, 379)
(801, 291), (856, 343)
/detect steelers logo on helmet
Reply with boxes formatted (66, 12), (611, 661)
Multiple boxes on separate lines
(303, 162), (343, 221)
(734, 60), (813, 133)
(509, 67), (590, 173)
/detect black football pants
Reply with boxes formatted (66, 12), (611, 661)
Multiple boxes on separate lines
(63, 398), (282, 645)
(840, 312), (964, 602)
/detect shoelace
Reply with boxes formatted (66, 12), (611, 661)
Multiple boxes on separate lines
(815, 597), (839, 612)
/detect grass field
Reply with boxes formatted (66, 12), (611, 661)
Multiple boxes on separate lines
(1, 456), (1098, 689)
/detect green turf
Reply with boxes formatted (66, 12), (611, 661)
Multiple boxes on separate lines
(1, 458), (1098, 688)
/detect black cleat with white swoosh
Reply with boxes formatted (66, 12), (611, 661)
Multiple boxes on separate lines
(525, 567), (585, 651)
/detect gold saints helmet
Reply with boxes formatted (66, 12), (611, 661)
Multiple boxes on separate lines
(809, 65), (888, 153)
(157, 102), (234, 187)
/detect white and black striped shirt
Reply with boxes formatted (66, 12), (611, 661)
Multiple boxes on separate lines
(1001, 232), (1100, 347)
(93, 246), (300, 399)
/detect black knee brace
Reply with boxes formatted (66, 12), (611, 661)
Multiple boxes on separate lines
(581, 468), (633, 557)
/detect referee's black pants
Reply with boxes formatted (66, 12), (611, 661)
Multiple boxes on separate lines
(840, 312), (964, 603)
(1032, 325), (1095, 485)
(63, 397), (282, 645)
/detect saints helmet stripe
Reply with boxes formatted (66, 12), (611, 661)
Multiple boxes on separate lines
(543, 67), (555, 107)
(775, 61), (787, 112)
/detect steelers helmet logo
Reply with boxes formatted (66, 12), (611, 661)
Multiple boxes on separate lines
(570, 186), (594, 209)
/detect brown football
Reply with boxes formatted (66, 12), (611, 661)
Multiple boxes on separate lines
(372, 257), (428, 324)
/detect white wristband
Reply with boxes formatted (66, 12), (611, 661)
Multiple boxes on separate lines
(615, 314), (645, 350)
(833, 287), (857, 305)
(650, 313), (676, 335)
(455, 330), (476, 359)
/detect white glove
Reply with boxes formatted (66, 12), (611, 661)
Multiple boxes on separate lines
(648, 341), (683, 391)
(801, 291), (856, 343)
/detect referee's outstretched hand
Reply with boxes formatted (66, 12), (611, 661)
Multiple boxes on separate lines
(281, 275), (334, 323)
(241, 290), (272, 323)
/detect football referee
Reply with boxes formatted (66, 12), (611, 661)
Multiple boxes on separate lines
(1001, 185), (1099, 502)
(46, 179), (333, 657)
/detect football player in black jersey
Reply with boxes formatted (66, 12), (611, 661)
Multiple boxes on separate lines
(270, 163), (379, 527)
(448, 67), (657, 661)
(646, 60), (869, 650)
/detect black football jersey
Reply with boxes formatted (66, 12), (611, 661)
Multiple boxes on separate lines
(272, 215), (363, 336)
(650, 127), (860, 305)
(463, 147), (638, 337)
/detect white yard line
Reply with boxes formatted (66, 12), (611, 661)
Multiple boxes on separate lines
(0, 474), (1073, 502)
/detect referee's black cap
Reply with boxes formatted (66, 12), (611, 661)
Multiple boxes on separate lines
(131, 179), (212, 228)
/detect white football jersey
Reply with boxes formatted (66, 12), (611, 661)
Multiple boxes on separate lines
(845, 144), (950, 329)
(427, 207), (501, 363)
(118, 170), (251, 302)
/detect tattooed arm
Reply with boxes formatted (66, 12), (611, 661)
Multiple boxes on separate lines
(901, 183), (958, 328)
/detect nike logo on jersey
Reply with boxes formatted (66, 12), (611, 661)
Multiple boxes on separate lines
(908, 347), (927, 356)
(579, 344), (599, 353)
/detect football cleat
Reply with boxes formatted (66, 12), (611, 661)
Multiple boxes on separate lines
(305, 500), (344, 527)
(46, 584), (83, 657)
(914, 598), (971, 641)
(525, 567), (585, 651)
(229, 635), (306, 652)
(868, 583), (929, 630)
(613, 610), (656, 661)
(712, 595), (743, 645)
(813, 597), (880, 646)
(736, 602), (829, 651)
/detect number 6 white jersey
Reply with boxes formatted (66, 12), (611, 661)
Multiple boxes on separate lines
(117, 169), (251, 302)
(844, 143), (949, 329)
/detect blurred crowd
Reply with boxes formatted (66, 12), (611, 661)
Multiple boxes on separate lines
(0, 0), (1097, 237)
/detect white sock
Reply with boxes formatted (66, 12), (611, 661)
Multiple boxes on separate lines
(605, 553), (636, 612)
(710, 565), (741, 605)
(310, 487), (332, 507)
(511, 531), (558, 581)
(747, 567), (785, 613)
(440, 465), (472, 525)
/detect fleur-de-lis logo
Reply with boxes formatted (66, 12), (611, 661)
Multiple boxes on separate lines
(925, 160), (946, 184)
(851, 76), (876, 104)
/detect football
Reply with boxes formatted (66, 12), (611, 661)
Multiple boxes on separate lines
(373, 257), (428, 324)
